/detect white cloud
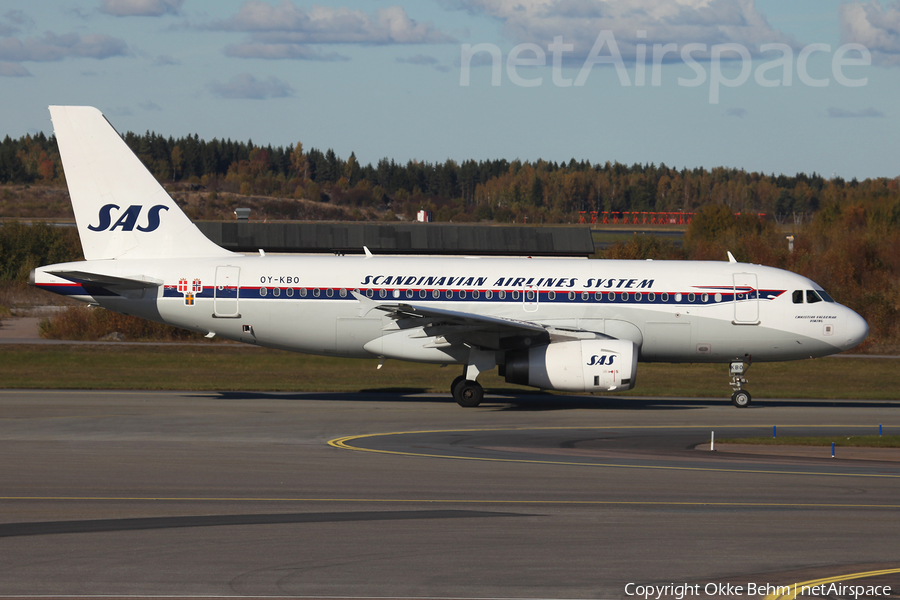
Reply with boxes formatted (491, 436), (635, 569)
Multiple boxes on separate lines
(0, 61), (31, 76)
(2, 10), (34, 36)
(4, 10), (33, 27)
(0, 32), (128, 62)
(99, 0), (184, 17)
(225, 42), (349, 61)
(208, 73), (296, 99)
(396, 53), (439, 65)
(827, 107), (885, 118)
(449, 0), (795, 61)
(208, 1), (454, 61)
(840, 1), (900, 66)
(152, 54), (180, 65)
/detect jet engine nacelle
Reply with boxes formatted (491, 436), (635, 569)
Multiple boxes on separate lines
(503, 339), (638, 393)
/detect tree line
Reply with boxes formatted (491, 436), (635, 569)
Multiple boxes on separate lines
(3, 130), (898, 224)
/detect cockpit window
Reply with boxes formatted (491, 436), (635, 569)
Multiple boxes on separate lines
(817, 289), (835, 303)
(792, 290), (803, 304)
(806, 290), (823, 304)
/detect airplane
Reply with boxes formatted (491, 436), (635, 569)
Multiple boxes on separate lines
(30, 106), (869, 408)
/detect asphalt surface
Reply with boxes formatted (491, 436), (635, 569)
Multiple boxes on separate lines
(1, 389), (899, 599)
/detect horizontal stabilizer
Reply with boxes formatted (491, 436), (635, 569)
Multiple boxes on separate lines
(48, 270), (163, 289)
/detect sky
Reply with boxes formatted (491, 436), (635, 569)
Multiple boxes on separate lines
(0, 0), (898, 180)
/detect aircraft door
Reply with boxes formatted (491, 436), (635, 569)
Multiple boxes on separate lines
(214, 266), (240, 317)
(523, 285), (538, 312)
(733, 273), (759, 324)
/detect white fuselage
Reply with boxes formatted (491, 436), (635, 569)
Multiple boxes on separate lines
(34, 254), (869, 364)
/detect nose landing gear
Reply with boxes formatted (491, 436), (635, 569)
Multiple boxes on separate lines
(729, 360), (751, 408)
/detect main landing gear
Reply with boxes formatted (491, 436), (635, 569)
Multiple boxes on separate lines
(451, 376), (484, 408)
(451, 349), (494, 408)
(729, 360), (751, 408)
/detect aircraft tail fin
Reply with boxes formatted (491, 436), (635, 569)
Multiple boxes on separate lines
(49, 106), (232, 261)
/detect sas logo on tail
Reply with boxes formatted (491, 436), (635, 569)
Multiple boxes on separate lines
(587, 354), (616, 366)
(88, 204), (169, 232)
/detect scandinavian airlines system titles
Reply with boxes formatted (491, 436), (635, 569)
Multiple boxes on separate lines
(358, 274), (655, 289)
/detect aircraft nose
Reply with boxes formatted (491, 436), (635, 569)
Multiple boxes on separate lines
(840, 308), (869, 351)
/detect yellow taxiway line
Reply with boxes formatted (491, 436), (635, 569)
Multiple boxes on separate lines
(328, 426), (900, 479)
(764, 567), (900, 599)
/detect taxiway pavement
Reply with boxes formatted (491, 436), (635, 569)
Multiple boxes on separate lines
(1, 389), (899, 599)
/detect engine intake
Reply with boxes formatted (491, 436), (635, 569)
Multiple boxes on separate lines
(504, 339), (638, 392)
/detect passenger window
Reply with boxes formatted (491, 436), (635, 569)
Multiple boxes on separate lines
(792, 290), (803, 304)
(806, 290), (822, 304)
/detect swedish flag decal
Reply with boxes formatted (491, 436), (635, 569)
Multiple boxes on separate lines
(185, 293), (195, 306)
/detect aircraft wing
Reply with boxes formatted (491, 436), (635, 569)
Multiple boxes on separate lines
(353, 292), (608, 351)
(373, 302), (547, 333)
(48, 270), (163, 290)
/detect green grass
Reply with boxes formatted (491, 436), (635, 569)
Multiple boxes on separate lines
(1, 344), (899, 399)
(715, 435), (900, 448)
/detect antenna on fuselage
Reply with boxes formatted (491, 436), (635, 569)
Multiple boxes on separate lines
(727, 251), (737, 264)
